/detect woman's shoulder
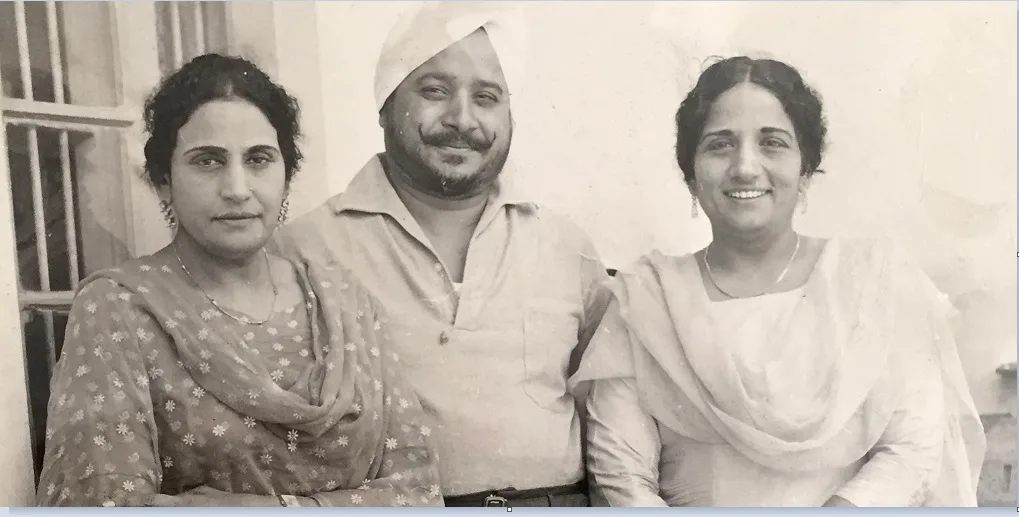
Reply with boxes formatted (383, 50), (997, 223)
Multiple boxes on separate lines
(77, 256), (145, 291)
(617, 249), (698, 276)
(73, 276), (131, 308)
(72, 254), (189, 320)
(606, 249), (700, 296)
(78, 254), (177, 293)
(596, 250), (703, 315)
(68, 268), (161, 327)
(825, 236), (950, 305)
(824, 236), (922, 271)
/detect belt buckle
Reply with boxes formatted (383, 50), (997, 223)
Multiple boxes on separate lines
(483, 495), (509, 507)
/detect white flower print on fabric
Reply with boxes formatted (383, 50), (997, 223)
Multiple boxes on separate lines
(36, 258), (441, 507)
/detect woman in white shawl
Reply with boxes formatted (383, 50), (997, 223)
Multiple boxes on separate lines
(569, 56), (985, 507)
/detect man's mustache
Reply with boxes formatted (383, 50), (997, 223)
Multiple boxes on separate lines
(421, 129), (493, 152)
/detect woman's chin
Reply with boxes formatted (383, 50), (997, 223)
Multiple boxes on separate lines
(202, 234), (271, 260)
(716, 214), (775, 236)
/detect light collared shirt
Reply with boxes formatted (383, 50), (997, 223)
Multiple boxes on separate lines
(274, 155), (610, 496)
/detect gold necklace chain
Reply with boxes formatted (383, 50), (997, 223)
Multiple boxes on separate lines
(703, 234), (801, 299)
(173, 244), (279, 325)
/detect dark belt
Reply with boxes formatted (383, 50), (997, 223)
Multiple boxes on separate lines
(444, 480), (588, 507)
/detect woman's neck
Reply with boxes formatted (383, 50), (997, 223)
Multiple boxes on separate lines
(171, 233), (268, 292)
(708, 225), (799, 271)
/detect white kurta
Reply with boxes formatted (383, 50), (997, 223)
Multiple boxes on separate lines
(578, 241), (964, 507)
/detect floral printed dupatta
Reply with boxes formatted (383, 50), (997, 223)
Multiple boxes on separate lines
(83, 256), (430, 497)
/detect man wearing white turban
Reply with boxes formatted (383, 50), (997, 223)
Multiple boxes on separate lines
(276, 2), (609, 507)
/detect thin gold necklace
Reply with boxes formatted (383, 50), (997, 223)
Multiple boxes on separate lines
(703, 234), (801, 299)
(173, 244), (279, 325)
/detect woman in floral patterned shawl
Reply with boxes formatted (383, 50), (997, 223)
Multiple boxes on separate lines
(36, 54), (443, 507)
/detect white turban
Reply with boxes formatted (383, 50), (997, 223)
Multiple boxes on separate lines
(373, 1), (526, 112)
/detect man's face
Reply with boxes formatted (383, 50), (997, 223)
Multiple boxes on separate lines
(381, 29), (513, 199)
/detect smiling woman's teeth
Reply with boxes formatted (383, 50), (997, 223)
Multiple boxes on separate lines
(727, 190), (768, 199)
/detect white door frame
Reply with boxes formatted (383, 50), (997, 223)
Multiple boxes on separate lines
(0, 69), (36, 507)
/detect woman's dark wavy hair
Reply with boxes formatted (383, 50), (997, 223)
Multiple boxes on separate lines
(142, 53), (303, 187)
(675, 56), (827, 184)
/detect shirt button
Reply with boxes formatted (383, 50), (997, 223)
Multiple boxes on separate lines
(439, 331), (449, 345)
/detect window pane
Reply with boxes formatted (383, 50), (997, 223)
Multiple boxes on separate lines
(60, 2), (119, 108)
(5, 124), (85, 293)
(1, 2), (120, 107)
(156, 2), (229, 77)
(23, 310), (68, 480)
(0, 1), (60, 103)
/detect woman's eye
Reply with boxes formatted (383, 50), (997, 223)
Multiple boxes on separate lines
(762, 138), (789, 148)
(195, 157), (222, 168)
(705, 140), (732, 152)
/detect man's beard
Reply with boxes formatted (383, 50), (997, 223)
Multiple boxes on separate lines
(383, 124), (511, 198)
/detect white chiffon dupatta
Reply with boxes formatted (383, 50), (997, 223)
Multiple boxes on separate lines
(571, 238), (986, 506)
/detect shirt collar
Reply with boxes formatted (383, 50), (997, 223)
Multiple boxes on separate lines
(329, 153), (537, 217)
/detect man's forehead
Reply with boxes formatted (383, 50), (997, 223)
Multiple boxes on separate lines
(374, 3), (525, 111)
(410, 29), (506, 84)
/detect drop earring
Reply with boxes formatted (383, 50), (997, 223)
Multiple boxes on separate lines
(278, 197), (290, 225)
(159, 200), (177, 231)
(800, 190), (809, 214)
(690, 197), (699, 218)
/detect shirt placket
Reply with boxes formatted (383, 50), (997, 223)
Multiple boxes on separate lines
(451, 201), (506, 330)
